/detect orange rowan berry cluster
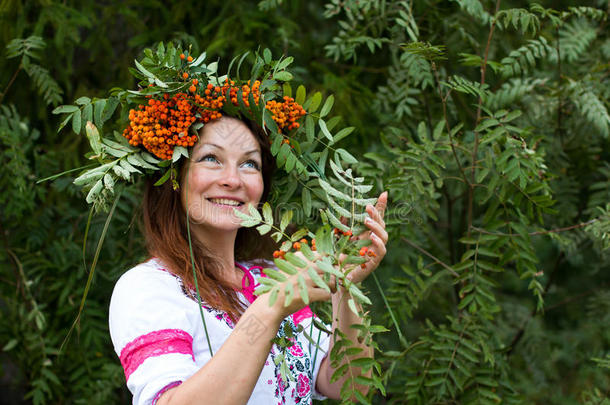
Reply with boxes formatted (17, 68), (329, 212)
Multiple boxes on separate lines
(123, 93), (198, 160)
(359, 246), (376, 257)
(191, 79), (262, 123)
(292, 238), (310, 250)
(333, 228), (352, 238)
(273, 238), (316, 259)
(358, 246), (376, 268)
(266, 96), (306, 132)
(193, 83), (225, 123)
(237, 80), (261, 107)
(272, 249), (286, 259)
(123, 77), (306, 160)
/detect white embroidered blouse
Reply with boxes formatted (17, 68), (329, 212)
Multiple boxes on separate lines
(109, 258), (331, 405)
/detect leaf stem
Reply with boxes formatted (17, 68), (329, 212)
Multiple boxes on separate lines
(185, 159), (214, 356)
(371, 273), (407, 348)
(468, 0), (502, 238)
(431, 65), (469, 187)
(61, 188), (122, 352)
(470, 219), (597, 236)
(401, 237), (458, 277)
(0, 65), (22, 105)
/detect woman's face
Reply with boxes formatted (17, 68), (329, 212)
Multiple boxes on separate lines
(181, 116), (264, 234)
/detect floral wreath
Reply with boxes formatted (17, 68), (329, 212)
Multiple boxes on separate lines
(52, 42), (385, 398)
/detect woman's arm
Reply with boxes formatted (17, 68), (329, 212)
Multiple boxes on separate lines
(316, 191), (388, 400)
(315, 286), (374, 400)
(156, 295), (283, 405)
(157, 274), (332, 405)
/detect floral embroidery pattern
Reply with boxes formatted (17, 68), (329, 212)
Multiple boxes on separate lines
(297, 374), (311, 397)
(272, 318), (314, 404)
(201, 304), (235, 329)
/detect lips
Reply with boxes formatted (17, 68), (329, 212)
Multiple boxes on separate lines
(206, 197), (244, 207)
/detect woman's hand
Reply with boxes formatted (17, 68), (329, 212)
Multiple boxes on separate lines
(260, 255), (334, 319)
(259, 191), (387, 318)
(344, 191), (388, 284)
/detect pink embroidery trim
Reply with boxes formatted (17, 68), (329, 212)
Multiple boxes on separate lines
(236, 262), (315, 324)
(152, 381), (182, 404)
(235, 263), (266, 304)
(120, 329), (194, 381)
(292, 306), (313, 325)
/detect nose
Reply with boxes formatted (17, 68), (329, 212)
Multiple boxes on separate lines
(219, 164), (241, 189)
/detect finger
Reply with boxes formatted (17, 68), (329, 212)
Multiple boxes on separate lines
(329, 275), (337, 294)
(365, 217), (388, 244)
(376, 191), (388, 218)
(370, 232), (387, 259)
(366, 205), (385, 229)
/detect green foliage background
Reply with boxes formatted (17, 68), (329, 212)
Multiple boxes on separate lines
(1, 0), (608, 404)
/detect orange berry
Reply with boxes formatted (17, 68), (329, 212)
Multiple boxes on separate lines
(293, 242), (301, 250)
(359, 247), (368, 256)
(187, 55), (193, 62)
(367, 250), (377, 257)
(192, 79), (199, 85)
(189, 85), (197, 93)
(273, 251), (280, 258)
(180, 53), (185, 60)
(360, 263), (367, 269)
(300, 239), (308, 245)
(182, 72), (189, 79)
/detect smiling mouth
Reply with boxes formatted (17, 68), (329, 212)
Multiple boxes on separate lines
(206, 198), (244, 207)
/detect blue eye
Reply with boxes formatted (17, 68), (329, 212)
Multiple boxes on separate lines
(200, 154), (218, 163)
(243, 160), (261, 170)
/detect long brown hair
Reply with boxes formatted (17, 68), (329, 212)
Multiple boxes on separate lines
(142, 117), (276, 322)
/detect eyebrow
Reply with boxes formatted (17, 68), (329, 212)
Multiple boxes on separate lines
(201, 142), (260, 155)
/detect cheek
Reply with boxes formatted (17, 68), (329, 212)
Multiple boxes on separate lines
(189, 169), (212, 191)
(249, 174), (264, 201)
(181, 169), (207, 205)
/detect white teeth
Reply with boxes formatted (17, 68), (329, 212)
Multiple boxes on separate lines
(209, 198), (242, 206)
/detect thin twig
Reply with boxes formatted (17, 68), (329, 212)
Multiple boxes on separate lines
(441, 185), (456, 264)
(431, 64), (470, 187)
(0, 65), (22, 105)
(468, 0), (502, 238)
(506, 252), (563, 356)
(555, 26), (564, 142)
(470, 219), (597, 237)
(544, 284), (608, 312)
(401, 237), (458, 277)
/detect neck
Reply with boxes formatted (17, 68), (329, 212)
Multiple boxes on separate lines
(189, 224), (241, 283)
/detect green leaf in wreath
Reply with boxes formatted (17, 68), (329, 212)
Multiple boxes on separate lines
(85, 122), (102, 156)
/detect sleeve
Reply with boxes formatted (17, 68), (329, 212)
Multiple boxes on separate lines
(109, 266), (200, 405)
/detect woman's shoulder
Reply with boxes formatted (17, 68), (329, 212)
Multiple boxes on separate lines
(113, 258), (180, 295)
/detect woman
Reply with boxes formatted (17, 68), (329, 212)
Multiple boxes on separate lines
(109, 115), (388, 404)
